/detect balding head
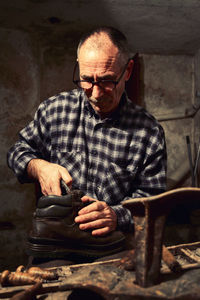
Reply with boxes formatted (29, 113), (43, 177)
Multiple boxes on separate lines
(77, 26), (130, 66)
(78, 32), (120, 69)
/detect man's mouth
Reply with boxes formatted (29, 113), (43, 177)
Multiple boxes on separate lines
(89, 97), (105, 105)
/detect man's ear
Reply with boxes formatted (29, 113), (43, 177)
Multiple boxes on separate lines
(125, 59), (134, 81)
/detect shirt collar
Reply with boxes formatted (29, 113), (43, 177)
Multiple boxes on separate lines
(82, 91), (129, 124)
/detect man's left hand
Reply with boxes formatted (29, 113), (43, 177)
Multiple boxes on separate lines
(74, 196), (117, 236)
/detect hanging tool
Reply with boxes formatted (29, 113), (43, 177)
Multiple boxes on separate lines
(194, 137), (200, 187)
(186, 136), (195, 186)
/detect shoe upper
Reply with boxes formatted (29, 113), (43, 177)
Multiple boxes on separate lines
(29, 189), (125, 247)
(35, 190), (85, 223)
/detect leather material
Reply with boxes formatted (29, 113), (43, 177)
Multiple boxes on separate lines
(28, 189), (125, 258)
(30, 216), (125, 246)
(35, 205), (73, 217)
(35, 190), (90, 218)
(37, 190), (84, 208)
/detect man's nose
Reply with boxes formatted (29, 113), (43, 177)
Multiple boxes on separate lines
(91, 84), (104, 99)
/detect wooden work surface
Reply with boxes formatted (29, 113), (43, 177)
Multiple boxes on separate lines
(1, 242), (200, 299)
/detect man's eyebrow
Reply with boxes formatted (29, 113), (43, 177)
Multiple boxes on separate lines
(98, 74), (116, 80)
(81, 74), (116, 81)
(81, 75), (93, 80)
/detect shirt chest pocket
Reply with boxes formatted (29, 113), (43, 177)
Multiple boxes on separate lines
(95, 162), (138, 204)
(50, 148), (84, 176)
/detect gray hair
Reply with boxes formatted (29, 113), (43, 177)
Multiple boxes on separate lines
(77, 26), (131, 64)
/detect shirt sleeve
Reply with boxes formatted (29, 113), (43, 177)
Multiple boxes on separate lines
(111, 123), (167, 232)
(7, 101), (50, 183)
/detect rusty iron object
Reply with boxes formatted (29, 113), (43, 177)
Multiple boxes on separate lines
(122, 187), (200, 287)
(10, 281), (42, 300)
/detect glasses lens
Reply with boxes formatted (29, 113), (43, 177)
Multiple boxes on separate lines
(99, 81), (115, 91)
(78, 81), (92, 89)
(78, 81), (115, 91)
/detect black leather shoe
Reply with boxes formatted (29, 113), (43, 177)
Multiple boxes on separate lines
(27, 190), (125, 259)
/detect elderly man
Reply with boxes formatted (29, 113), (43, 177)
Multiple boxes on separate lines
(8, 27), (167, 263)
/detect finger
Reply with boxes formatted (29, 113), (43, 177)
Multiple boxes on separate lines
(78, 201), (105, 215)
(48, 168), (72, 195)
(78, 219), (112, 231)
(92, 226), (111, 236)
(75, 210), (104, 223)
(47, 178), (62, 196)
(40, 186), (48, 196)
(79, 219), (104, 230)
(60, 170), (72, 189)
(40, 175), (62, 196)
(81, 196), (97, 203)
(39, 180), (53, 196)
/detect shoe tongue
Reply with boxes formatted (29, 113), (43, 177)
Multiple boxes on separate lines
(70, 190), (85, 212)
(70, 189), (84, 200)
(70, 190), (94, 214)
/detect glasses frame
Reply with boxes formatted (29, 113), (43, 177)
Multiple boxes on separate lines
(73, 59), (130, 91)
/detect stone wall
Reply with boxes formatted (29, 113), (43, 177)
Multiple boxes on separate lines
(142, 54), (195, 188)
(0, 29), (37, 270)
(0, 27), (199, 271)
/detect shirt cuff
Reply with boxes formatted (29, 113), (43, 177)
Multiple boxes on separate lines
(111, 204), (134, 232)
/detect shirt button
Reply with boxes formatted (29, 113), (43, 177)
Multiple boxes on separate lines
(89, 175), (94, 180)
(91, 150), (97, 155)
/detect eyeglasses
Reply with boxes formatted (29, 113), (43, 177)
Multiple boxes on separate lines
(73, 60), (130, 91)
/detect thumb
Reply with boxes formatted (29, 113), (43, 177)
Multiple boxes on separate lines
(60, 170), (72, 189)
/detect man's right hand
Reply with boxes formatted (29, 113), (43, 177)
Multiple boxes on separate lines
(27, 159), (72, 196)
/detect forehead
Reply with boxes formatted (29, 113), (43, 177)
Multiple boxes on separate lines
(78, 49), (123, 76)
(79, 53), (119, 74)
(78, 35), (122, 74)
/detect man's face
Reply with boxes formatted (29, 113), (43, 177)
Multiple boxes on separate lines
(78, 38), (132, 117)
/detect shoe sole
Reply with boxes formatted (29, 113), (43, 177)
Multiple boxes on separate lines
(27, 237), (125, 259)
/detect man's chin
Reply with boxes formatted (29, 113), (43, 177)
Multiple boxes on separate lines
(89, 100), (103, 109)
(90, 102), (107, 115)
(91, 103), (104, 112)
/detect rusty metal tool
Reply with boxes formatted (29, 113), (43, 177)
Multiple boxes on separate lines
(194, 137), (200, 185)
(186, 136), (195, 186)
(162, 245), (182, 272)
(122, 187), (200, 287)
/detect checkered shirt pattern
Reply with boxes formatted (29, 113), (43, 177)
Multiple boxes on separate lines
(7, 89), (167, 231)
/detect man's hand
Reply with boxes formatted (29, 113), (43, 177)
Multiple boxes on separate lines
(75, 196), (117, 236)
(27, 159), (72, 195)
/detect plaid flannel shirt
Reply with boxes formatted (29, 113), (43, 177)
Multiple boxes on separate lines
(7, 89), (167, 231)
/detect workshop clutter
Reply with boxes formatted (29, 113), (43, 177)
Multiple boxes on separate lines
(0, 265), (58, 286)
(0, 265), (58, 299)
